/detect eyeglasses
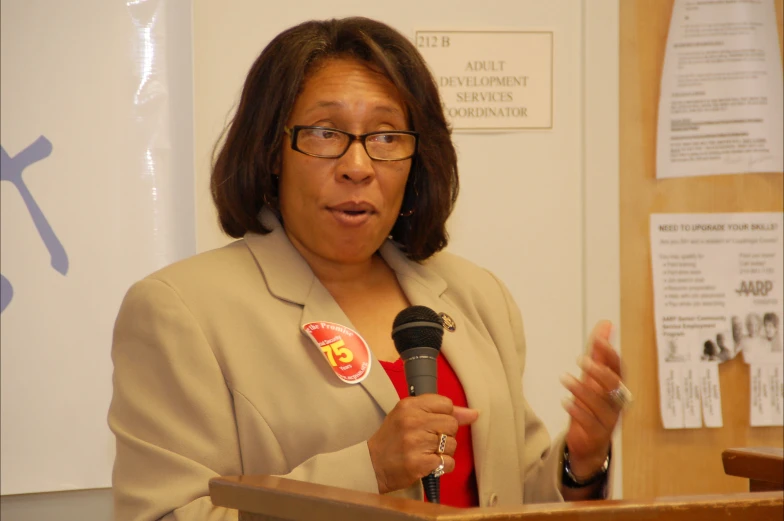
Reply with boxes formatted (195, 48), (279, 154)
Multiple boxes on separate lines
(284, 126), (418, 161)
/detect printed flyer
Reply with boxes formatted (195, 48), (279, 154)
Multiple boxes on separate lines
(656, 0), (784, 178)
(651, 212), (783, 428)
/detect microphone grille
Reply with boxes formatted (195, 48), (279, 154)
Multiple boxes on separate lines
(391, 305), (444, 353)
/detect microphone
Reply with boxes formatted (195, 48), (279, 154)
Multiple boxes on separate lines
(391, 305), (445, 504)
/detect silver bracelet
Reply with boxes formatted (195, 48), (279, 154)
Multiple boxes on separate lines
(561, 444), (610, 488)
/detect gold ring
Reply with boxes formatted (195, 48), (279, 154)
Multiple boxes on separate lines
(437, 433), (448, 454)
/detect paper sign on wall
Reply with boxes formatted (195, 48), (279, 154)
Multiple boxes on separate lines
(651, 213), (784, 428)
(656, 0), (784, 178)
(415, 30), (553, 131)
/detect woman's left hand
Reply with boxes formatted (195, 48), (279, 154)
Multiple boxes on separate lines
(560, 320), (626, 477)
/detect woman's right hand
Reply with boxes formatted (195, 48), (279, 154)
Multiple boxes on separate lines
(367, 395), (479, 494)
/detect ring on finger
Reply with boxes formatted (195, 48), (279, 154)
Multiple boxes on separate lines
(608, 381), (633, 410)
(431, 455), (446, 478)
(436, 433), (448, 454)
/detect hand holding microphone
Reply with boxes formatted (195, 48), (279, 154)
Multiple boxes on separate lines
(367, 394), (472, 495)
(367, 306), (479, 498)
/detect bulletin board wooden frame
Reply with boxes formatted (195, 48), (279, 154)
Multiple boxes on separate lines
(620, 0), (784, 499)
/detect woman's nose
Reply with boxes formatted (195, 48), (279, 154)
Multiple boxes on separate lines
(337, 140), (375, 183)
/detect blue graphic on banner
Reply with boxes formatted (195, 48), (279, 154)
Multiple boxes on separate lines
(1, 136), (68, 313)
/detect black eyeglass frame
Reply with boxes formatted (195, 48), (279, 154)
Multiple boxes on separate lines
(283, 125), (419, 161)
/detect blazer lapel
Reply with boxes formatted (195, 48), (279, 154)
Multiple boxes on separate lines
(245, 221), (499, 500)
(380, 243), (494, 494)
(244, 210), (399, 416)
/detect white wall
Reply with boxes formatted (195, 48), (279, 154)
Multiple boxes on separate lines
(582, 0), (621, 496)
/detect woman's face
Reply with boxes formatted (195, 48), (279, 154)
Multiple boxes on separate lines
(731, 316), (743, 343)
(279, 58), (412, 267)
(765, 319), (777, 340)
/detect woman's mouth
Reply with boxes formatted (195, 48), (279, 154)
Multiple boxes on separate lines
(327, 203), (376, 226)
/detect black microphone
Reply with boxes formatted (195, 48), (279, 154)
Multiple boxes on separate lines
(391, 305), (445, 504)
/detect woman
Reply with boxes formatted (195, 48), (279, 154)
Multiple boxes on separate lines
(109, 17), (626, 520)
(740, 313), (766, 363)
(715, 333), (732, 362)
(701, 340), (719, 361)
(763, 313), (782, 353)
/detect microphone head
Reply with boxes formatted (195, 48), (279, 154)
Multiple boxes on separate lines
(391, 305), (444, 354)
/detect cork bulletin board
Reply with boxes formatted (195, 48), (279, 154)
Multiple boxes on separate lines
(619, 0), (784, 499)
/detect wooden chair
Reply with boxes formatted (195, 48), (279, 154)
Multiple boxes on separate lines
(723, 447), (784, 492)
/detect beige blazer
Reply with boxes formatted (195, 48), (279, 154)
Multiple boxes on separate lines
(109, 213), (566, 521)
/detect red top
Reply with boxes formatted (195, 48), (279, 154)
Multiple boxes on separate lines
(378, 356), (479, 508)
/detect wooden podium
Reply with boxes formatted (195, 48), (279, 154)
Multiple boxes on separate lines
(210, 474), (783, 521)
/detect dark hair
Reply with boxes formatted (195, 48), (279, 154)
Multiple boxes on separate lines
(763, 313), (779, 327)
(211, 17), (458, 261)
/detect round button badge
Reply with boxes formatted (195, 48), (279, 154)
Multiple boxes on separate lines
(302, 322), (371, 384)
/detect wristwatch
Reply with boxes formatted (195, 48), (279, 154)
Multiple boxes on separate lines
(561, 444), (610, 488)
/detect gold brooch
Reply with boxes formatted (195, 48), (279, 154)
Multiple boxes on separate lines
(439, 312), (456, 332)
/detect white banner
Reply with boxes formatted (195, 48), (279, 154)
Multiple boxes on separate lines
(0, 0), (194, 494)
